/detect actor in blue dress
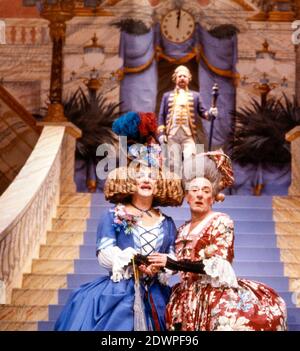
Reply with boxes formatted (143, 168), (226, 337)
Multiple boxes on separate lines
(54, 113), (183, 331)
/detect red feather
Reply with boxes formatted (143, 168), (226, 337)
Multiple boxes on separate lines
(138, 112), (157, 137)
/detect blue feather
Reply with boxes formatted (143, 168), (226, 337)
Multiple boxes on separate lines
(112, 112), (141, 139)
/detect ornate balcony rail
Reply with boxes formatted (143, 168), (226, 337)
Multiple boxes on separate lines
(0, 124), (79, 303)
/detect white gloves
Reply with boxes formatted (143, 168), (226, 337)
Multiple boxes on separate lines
(111, 247), (137, 282)
(98, 246), (137, 282)
(209, 107), (218, 119)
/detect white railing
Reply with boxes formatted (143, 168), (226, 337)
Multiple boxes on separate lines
(4, 23), (50, 46)
(0, 124), (79, 303)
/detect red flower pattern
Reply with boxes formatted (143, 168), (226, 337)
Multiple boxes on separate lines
(166, 213), (287, 331)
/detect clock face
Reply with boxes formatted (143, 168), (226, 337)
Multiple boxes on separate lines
(161, 9), (195, 44)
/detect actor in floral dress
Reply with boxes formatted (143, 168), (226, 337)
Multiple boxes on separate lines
(149, 151), (287, 331)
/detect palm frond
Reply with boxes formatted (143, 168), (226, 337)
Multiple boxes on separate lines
(111, 19), (150, 35)
(229, 95), (300, 165)
(62, 88), (121, 161)
(208, 24), (240, 39)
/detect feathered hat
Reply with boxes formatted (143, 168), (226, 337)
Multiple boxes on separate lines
(112, 111), (161, 168)
(105, 111), (184, 206)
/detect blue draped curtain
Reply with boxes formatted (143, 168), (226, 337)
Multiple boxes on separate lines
(119, 23), (238, 148)
(119, 29), (157, 113)
(197, 25), (238, 148)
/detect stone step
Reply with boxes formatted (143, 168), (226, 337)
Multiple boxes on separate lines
(89, 194), (274, 208)
(0, 305), (48, 322)
(290, 279), (300, 291)
(46, 232), (84, 246)
(32, 259), (74, 274)
(52, 219), (87, 232)
(286, 308), (300, 324)
(62, 194), (300, 211)
(38, 320), (300, 332)
(22, 274), (67, 289)
(277, 236), (300, 248)
(273, 197), (300, 209)
(72, 258), (285, 276)
(61, 194), (275, 208)
(79, 244), (282, 261)
(280, 250), (300, 264)
(11, 289), (58, 306)
(82, 231), (279, 246)
(38, 321), (55, 331)
(47, 305), (300, 324)
(52, 218), (277, 234)
(60, 193), (92, 206)
(56, 205), (274, 221)
(55, 220), (293, 236)
(56, 287), (296, 307)
(273, 209), (300, 222)
(67, 273), (290, 291)
(81, 230), (280, 247)
(275, 222), (300, 235)
(288, 324), (300, 331)
(284, 264), (300, 278)
(40, 245), (80, 260)
(0, 321), (37, 331)
(57, 206), (91, 219)
(80, 231), (300, 249)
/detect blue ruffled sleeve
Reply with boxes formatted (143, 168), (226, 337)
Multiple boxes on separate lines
(96, 209), (117, 254)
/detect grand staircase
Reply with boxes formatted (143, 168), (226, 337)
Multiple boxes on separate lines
(0, 193), (300, 331)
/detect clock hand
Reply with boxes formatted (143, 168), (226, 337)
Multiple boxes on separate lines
(176, 9), (181, 28)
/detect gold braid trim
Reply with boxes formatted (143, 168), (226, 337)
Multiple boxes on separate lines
(156, 45), (239, 80)
(197, 45), (240, 80)
(155, 46), (198, 64)
(113, 45), (239, 81)
(112, 52), (156, 81)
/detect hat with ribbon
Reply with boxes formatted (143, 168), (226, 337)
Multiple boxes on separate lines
(183, 149), (234, 202)
(105, 111), (184, 206)
(112, 111), (162, 168)
(205, 150), (234, 190)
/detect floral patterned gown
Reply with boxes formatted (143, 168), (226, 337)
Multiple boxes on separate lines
(166, 212), (287, 331)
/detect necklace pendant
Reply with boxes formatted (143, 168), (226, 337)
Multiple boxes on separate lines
(131, 203), (152, 217)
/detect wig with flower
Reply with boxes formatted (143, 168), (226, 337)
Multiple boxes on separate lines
(183, 150), (234, 202)
(105, 111), (184, 206)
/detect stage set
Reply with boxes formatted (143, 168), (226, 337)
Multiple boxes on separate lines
(0, 0), (300, 331)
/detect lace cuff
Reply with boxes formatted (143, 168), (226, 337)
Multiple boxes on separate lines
(203, 256), (238, 288)
(98, 246), (137, 282)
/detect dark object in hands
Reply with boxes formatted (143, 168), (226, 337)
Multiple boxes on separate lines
(166, 257), (205, 274)
(134, 254), (150, 266)
(208, 83), (219, 151)
(211, 83), (219, 109)
(176, 10), (181, 28)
